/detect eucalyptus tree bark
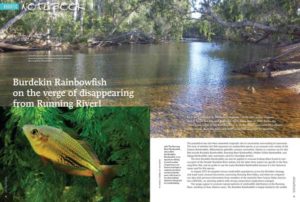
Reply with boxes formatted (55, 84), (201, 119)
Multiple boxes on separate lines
(46, 0), (58, 44)
(80, 4), (84, 33)
(95, 0), (105, 16)
(74, 0), (80, 21)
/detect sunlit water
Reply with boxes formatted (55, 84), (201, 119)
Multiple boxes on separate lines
(0, 42), (299, 137)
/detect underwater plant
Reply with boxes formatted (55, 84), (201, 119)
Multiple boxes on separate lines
(0, 107), (150, 202)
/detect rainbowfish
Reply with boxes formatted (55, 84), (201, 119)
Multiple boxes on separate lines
(22, 125), (115, 188)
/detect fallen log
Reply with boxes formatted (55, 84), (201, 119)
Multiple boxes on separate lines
(0, 42), (49, 52)
(88, 31), (156, 47)
(276, 42), (300, 61)
(233, 42), (300, 76)
(254, 31), (272, 44)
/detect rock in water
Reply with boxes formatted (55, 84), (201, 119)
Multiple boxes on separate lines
(247, 86), (256, 94)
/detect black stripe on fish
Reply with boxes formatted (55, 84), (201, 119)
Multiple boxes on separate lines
(59, 155), (85, 168)
(65, 146), (91, 167)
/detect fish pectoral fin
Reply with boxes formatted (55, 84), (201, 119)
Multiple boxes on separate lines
(53, 163), (93, 177)
(94, 165), (117, 189)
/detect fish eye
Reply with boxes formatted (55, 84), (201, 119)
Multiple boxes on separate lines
(31, 129), (38, 135)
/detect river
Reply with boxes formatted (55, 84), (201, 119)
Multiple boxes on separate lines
(0, 42), (299, 137)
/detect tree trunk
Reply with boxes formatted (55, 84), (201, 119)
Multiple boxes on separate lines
(74, 0), (80, 21)
(0, 9), (28, 34)
(0, 0), (45, 34)
(235, 42), (300, 75)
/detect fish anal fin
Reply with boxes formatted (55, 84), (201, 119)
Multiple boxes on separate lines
(53, 163), (93, 177)
(40, 156), (49, 165)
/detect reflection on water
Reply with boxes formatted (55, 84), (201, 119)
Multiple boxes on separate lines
(0, 42), (299, 137)
(181, 43), (226, 111)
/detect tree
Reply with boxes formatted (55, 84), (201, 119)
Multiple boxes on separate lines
(0, 0), (192, 42)
(190, 0), (300, 41)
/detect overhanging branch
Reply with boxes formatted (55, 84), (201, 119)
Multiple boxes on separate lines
(198, 1), (300, 36)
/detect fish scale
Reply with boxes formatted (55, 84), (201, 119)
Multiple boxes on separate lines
(43, 128), (99, 172)
(45, 138), (85, 168)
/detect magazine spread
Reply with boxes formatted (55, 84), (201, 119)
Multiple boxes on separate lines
(0, 1), (299, 202)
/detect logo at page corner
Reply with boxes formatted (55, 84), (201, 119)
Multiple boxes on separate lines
(0, 3), (20, 11)
(0, 2), (85, 11)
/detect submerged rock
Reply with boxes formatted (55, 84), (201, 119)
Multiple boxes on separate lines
(247, 86), (256, 94)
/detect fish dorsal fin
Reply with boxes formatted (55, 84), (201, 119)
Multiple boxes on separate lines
(61, 127), (79, 139)
(77, 140), (101, 164)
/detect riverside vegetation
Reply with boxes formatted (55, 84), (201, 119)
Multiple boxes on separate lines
(0, 0), (299, 75)
(0, 1), (298, 45)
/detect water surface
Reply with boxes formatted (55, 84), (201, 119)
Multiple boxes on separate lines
(0, 42), (299, 137)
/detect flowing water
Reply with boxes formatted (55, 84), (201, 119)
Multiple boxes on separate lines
(0, 42), (299, 137)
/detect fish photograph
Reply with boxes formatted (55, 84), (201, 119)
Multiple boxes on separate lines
(0, 107), (150, 202)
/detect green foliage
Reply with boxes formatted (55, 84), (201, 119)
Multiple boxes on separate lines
(215, 0), (299, 24)
(1, 0), (191, 42)
(182, 0), (300, 42)
(2, 0), (298, 42)
(0, 107), (150, 202)
(0, 0), (22, 28)
(51, 15), (81, 43)
(210, 0), (300, 41)
(16, 11), (48, 35)
(147, 0), (189, 39)
(198, 20), (215, 41)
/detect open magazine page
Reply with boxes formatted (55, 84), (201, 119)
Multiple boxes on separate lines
(0, 1), (299, 202)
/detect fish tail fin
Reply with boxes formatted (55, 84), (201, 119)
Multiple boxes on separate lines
(94, 165), (117, 189)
